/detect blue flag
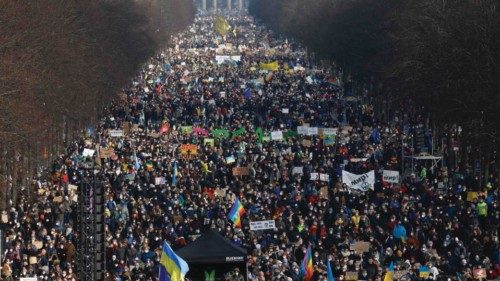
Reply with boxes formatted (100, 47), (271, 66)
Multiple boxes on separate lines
(172, 161), (178, 186)
(243, 88), (252, 99)
(327, 258), (335, 281)
(133, 150), (141, 171)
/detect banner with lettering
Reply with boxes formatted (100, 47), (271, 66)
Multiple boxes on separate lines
(382, 170), (400, 184)
(342, 170), (375, 191)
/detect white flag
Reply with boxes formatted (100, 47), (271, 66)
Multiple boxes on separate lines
(342, 170), (375, 191)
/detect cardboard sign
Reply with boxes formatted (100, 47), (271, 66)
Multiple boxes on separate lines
(302, 139), (312, 147)
(319, 186), (329, 199)
(282, 108), (289, 114)
(249, 220), (275, 231)
(232, 167), (250, 176)
(122, 122), (131, 134)
(214, 188), (228, 198)
(99, 147), (115, 159)
(350, 241), (370, 253)
(394, 270), (409, 280)
(29, 256), (37, 265)
(345, 271), (358, 281)
(109, 130), (124, 137)
(179, 144), (197, 155)
(467, 192), (479, 202)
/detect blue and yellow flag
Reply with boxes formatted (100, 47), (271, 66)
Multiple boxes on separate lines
(383, 262), (394, 281)
(159, 241), (189, 281)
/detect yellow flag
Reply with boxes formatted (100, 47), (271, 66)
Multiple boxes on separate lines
(259, 61), (279, 71)
(214, 16), (230, 36)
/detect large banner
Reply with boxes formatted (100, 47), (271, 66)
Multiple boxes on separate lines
(382, 170), (400, 183)
(342, 170), (375, 191)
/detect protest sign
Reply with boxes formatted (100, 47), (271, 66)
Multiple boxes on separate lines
(345, 271), (358, 281)
(297, 126), (309, 135)
(282, 108), (289, 114)
(179, 144), (197, 156)
(232, 167), (249, 176)
(319, 173), (330, 182)
(271, 131), (283, 141)
(99, 147), (115, 159)
(467, 192), (479, 202)
(310, 173), (320, 180)
(382, 170), (400, 183)
(473, 268), (486, 279)
(109, 129), (124, 137)
(342, 170), (375, 191)
(82, 148), (95, 157)
(212, 128), (230, 139)
(292, 166), (303, 175)
(319, 186), (329, 199)
(249, 220), (275, 231)
(193, 127), (209, 137)
(155, 177), (166, 186)
(204, 138), (215, 147)
(225, 155), (236, 164)
(321, 128), (338, 136)
(350, 241), (370, 253)
(307, 127), (318, 136)
(302, 139), (312, 147)
(181, 126), (193, 134)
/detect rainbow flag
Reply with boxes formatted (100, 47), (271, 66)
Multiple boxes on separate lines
(159, 241), (189, 281)
(227, 198), (245, 227)
(301, 245), (314, 281)
(383, 262), (394, 281)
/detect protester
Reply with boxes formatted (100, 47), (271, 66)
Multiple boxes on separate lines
(0, 10), (498, 281)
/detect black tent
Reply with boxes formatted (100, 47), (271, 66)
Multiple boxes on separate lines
(176, 229), (247, 280)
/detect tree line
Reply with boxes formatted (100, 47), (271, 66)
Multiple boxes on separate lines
(0, 0), (195, 207)
(250, 0), (500, 184)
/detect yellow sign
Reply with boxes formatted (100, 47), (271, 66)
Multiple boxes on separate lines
(259, 61), (279, 71)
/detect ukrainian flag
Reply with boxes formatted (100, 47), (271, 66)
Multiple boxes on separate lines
(383, 262), (394, 281)
(159, 241), (189, 281)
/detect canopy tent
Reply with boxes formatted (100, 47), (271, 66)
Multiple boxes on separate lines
(176, 229), (247, 280)
(403, 154), (443, 175)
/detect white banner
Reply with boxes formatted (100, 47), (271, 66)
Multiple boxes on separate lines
(250, 220), (275, 231)
(109, 129), (124, 137)
(342, 170), (375, 191)
(271, 131), (283, 141)
(20, 278), (38, 281)
(382, 170), (400, 183)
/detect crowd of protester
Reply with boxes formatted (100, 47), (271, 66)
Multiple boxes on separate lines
(1, 11), (499, 281)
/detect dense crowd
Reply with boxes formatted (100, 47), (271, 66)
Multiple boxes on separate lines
(1, 11), (499, 281)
